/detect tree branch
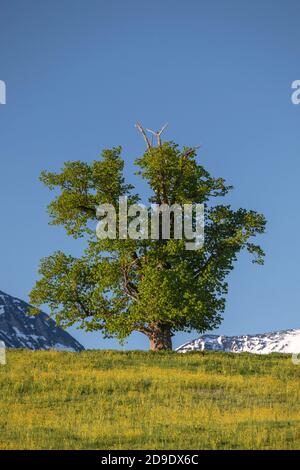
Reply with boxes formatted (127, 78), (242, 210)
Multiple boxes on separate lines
(181, 145), (201, 159)
(121, 264), (138, 301)
(135, 122), (151, 150)
(146, 123), (168, 147)
(77, 205), (97, 217)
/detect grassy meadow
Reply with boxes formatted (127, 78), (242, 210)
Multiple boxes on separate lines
(0, 349), (300, 449)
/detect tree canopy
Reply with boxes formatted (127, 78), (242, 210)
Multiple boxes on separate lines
(30, 125), (266, 350)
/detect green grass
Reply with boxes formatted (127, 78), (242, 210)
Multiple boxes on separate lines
(0, 349), (300, 449)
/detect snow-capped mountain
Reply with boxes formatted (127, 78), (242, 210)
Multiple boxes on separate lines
(176, 328), (300, 354)
(0, 290), (84, 351)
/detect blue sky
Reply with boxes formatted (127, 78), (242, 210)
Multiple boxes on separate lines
(0, 0), (300, 349)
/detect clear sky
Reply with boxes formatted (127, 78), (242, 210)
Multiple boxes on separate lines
(1, 0), (300, 350)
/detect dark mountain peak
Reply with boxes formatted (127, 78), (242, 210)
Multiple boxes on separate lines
(0, 290), (84, 351)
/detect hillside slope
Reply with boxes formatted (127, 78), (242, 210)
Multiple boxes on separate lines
(0, 350), (299, 449)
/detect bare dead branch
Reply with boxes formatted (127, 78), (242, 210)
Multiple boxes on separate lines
(146, 123), (168, 146)
(135, 122), (151, 150)
(158, 122), (168, 135)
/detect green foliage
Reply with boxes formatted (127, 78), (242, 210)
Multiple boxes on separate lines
(39, 147), (137, 237)
(30, 137), (266, 348)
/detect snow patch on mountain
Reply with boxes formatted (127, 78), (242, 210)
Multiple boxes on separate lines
(176, 328), (300, 354)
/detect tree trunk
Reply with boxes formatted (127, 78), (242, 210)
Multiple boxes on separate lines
(149, 324), (172, 351)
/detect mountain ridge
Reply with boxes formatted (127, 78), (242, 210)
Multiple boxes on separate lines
(176, 328), (300, 354)
(0, 290), (84, 351)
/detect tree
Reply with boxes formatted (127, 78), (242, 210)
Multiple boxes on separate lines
(29, 124), (266, 351)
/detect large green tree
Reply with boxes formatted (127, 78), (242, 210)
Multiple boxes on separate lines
(30, 124), (266, 350)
